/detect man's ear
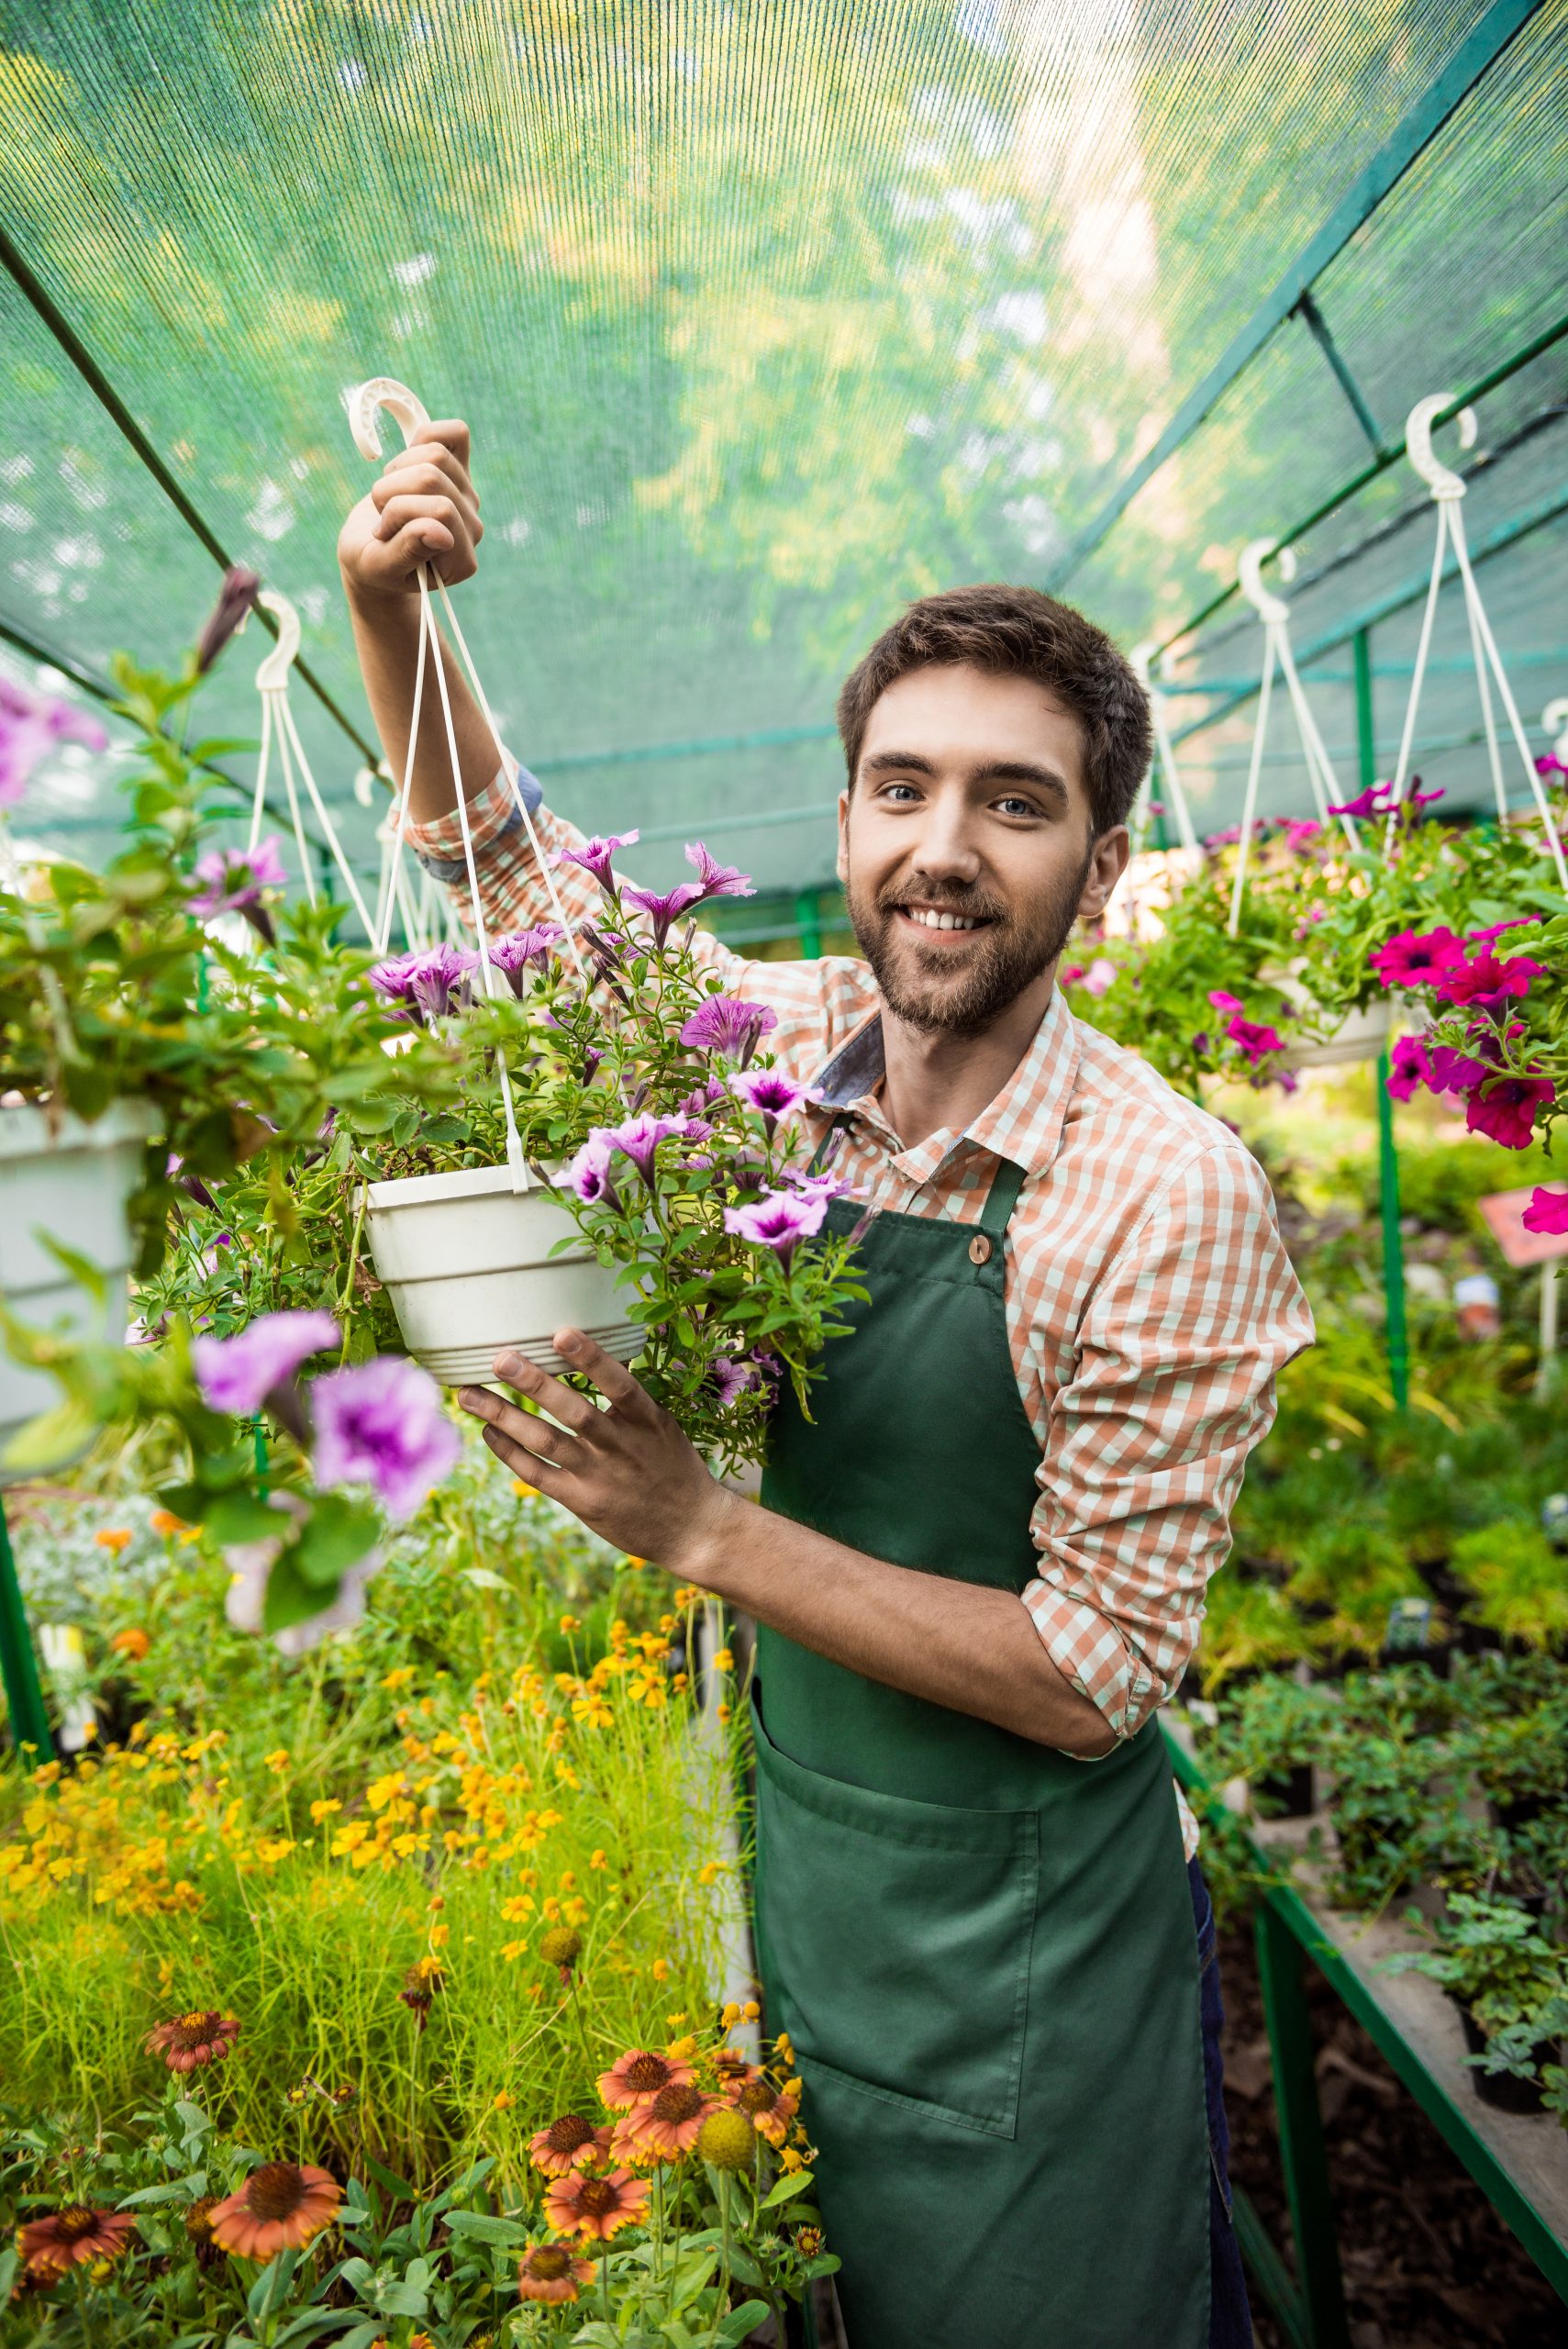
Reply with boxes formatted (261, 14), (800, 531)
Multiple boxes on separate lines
(1077, 824), (1130, 920)
(835, 788), (851, 888)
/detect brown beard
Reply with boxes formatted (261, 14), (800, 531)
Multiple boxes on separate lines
(847, 846), (1094, 1037)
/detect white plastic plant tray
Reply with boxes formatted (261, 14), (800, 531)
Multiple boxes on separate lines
(362, 1160), (643, 1386)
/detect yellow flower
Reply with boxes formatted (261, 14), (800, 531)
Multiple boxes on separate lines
(558, 1614), (581, 1635)
(623, 1554), (646, 1571)
(666, 2011), (689, 2029)
(381, 1666), (416, 1692)
(262, 1750), (290, 1776)
(667, 2033), (698, 2060)
(429, 1922), (450, 1948)
(501, 1939), (528, 1963)
(512, 1477), (539, 1498)
(309, 1799), (342, 1823)
(95, 1527), (134, 1555)
(697, 1862), (728, 1886)
(502, 1896), (536, 1922)
(720, 2002), (741, 2029)
(651, 1958), (670, 1984)
(717, 1703), (732, 1726)
(256, 1837), (296, 1865)
(712, 1648), (734, 1673)
(742, 2001), (761, 2022)
(493, 2089), (514, 2110)
(588, 1849), (606, 1871)
(782, 2146), (805, 2172)
(330, 1823), (371, 1856)
(366, 1771), (407, 1812)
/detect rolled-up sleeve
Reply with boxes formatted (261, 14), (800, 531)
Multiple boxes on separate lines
(1021, 1139), (1313, 1740)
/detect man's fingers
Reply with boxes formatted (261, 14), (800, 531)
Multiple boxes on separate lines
(552, 1330), (654, 1415)
(458, 1383), (582, 1466)
(478, 1419), (566, 1486)
(412, 417), (472, 470)
(490, 1350), (600, 1434)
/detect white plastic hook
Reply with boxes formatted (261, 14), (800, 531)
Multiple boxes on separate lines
(254, 590), (301, 693)
(1404, 394), (1478, 503)
(1238, 538), (1296, 626)
(348, 376), (432, 462)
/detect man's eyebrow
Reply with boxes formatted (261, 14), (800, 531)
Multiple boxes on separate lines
(970, 758), (1070, 805)
(861, 750), (938, 776)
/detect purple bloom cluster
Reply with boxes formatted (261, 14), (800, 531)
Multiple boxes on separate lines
(189, 835), (287, 919)
(488, 923), (563, 994)
(194, 1309), (340, 1417)
(0, 674), (108, 809)
(311, 1354), (461, 1522)
(369, 942), (479, 1023)
(678, 995), (778, 1063)
(723, 1186), (830, 1270)
(730, 1069), (813, 1130)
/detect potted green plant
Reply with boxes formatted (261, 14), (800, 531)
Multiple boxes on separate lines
(1447, 1520), (1568, 1651)
(1387, 1890), (1568, 2113)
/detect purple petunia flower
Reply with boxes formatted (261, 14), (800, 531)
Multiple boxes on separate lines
(1326, 781), (1395, 820)
(1281, 819), (1321, 852)
(0, 674), (108, 808)
(706, 1355), (758, 1409)
(193, 1308), (341, 1418)
(310, 1354), (462, 1522)
(782, 1166), (853, 1204)
(1385, 1035), (1434, 1103)
(730, 1069), (813, 1131)
(567, 1130), (622, 1208)
(1367, 927), (1468, 989)
(623, 881), (704, 951)
(556, 831), (639, 892)
(684, 841), (755, 901)
(189, 835), (287, 919)
(723, 1186), (829, 1270)
(413, 941), (479, 1019)
(488, 924), (563, 994)
(605, 1112), (688, 1185)
(1432, 952), (1545, 1011)
(679, 995), (779, 1063)
(1466, 1071), (1554, 1152)
(1225, 1013), (1285, 1066)
(1207, 989), (1245, 1015)
(1426, 1043), (1487, 1097)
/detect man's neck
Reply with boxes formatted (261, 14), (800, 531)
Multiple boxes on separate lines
(878, 967), (1057, 1152)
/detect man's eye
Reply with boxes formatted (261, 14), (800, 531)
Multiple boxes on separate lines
(879, 783), (920, 802)
(995, 795), (1040, 818)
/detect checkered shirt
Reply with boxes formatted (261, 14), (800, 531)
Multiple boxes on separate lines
(402, 771), (1315, 1857)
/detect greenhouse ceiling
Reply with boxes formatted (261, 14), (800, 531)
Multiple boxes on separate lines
(1, 0), (1566, 923)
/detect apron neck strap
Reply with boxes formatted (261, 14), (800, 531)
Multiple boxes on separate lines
(978, 1155), (1028, 1239)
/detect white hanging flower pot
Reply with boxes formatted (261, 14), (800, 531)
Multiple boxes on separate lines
(0, 1100), (157, 1478)
(362, 1162), (644, 1386)
(1275, 996), (1392, 1073)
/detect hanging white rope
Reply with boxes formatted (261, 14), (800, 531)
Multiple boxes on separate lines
(1226, 539), (1360, 938)
(247, 591), (377, 936)
(1129, 641), (1199, 856)
(1384, 394), (1568, 890)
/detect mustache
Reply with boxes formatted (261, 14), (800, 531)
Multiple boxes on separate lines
(876, 882), (1008, 924)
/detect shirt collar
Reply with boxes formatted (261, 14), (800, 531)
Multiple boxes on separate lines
(809, 987), (1082, 1184)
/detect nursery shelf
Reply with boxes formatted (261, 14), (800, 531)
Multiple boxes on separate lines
(1163, 1732), (1568, 2346)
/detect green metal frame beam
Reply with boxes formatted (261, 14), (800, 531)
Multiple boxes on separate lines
(1051, 0), (1546, 589)
(1172, 477), (1568, 748)
(0, 221), (379, 768)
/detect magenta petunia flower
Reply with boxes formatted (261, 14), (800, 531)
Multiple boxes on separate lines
(311, 1355), (461, 1522)
(1426, 1043), (1487, 1097)
(1538, 754), (1568, 783)
(194, 1309), (341, 1418)
(1432, 952), (1545, 1009)
(722, 1187), (829, 1269)
(678, 996), (778, 1063)
(1468, 915), (1542, 946)
(1366, 927), (1467, 989)
(730, 1070), (813, 1131)
(1385, 1035), (1434, 1102)
(1281, 819), (1321, 852)
(566, 1131), (621, 1208)
(782, 1166), (853, 1204)
(1465, 1072), (1553, 1152)
(556, 832), (639, 891)
(683, 842), (755, 901)
(489, 924), (563, 994)
(189, 836), (287, 918)
(1207, 990), (1245, 1015)
(1326, 781), (1394, 819)
(411, 941), (479, 1019)
(1522, 1186), (1568, 1235)
(0, 675), (109, 807)
(1204, 826), (1243, 848)
(1225, 1013), (1285, 1065)
(622, 881), (704, 950)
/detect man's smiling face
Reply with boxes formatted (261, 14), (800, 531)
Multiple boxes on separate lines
(838, 661), (1123, 1037)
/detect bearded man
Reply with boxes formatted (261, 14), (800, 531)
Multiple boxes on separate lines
(339, 419), (1311, 2348)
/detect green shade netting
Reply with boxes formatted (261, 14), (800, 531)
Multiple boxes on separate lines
(0, 0), (1564, 924)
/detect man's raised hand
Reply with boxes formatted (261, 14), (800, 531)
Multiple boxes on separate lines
(337, 417), (484, 599)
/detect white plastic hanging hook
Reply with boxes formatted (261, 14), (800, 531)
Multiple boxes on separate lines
(1404, 394), (1478, 503)
(1238, 538), (1296, 626)
(348, 376), (432, 462)
(1543, 697), (1568, 761)
(254, 590), (302, 693)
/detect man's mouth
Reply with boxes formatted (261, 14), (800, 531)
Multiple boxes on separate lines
(892, 902), (993, 938)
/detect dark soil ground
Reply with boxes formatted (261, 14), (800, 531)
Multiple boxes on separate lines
(1218, 1920), (1566, 2348)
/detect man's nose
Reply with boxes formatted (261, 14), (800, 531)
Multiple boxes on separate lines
(908, 803), (983, 885)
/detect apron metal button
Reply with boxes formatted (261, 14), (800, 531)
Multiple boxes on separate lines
(968, 1232), (992, 1264)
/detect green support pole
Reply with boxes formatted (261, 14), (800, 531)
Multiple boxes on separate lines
(1254, 1900), (1353, 2349)
(0, 1492), (53, 1764)
(1356, 627), (1410, 1411)
(795, 888), (823, 961)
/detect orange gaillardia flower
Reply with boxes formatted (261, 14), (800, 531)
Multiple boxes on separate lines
(613, 2082), (717, 2165)
(109, 1627), (150, 1661)
(517, 2241), (596, 2302)
(542, 2167), (650, 2243)
(596, 2047), (696, 2112)
(528, 2113), (612, 2177)
(94, 1528), (133, 1556)
(145, 2010), (241, 2073)
(734, 2074), (802, 2148)
(17, 2206), (135, 2277)
(208, 2162), (341, 2259)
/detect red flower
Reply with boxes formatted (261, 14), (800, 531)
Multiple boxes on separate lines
(596, 2048), (696, 2112)
(1366, 926), (1467, 989)
(517, 2241), (596, 2302)
(17, 2207), (135, 2277)
(207, 2162), (340, 2260)
(145, 2010), (240, 2072)
(1466, 1072), (1554, 1151)
(1522, 1186), (1568, 1236)
(1432, 952), (1545, 1010)
(542, 2166), (650, 2242)
(611, 2082), (718, 2165)
(528, 2114), (612, 2177)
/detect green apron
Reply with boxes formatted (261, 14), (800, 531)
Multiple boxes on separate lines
(754, 1150), (1210, 2347)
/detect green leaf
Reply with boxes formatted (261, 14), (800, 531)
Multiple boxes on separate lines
(291, 1492), (381, 1588)
(760, 2172), (815, 2209)
(358, 2153), (417, 2207)
(717, 2302), (771, 2343)
(1, 1392), (100, 1475)
(261, 1544), (335, 1634)
(34, 1230), (109, 1308)
(440, 2210), (531, 2245)
(205, 1490), (286, 1546)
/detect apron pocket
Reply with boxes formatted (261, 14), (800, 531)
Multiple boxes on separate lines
(751, 1696), (1038, 2139)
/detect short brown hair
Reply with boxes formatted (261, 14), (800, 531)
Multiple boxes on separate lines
(835, 584), (1151, 835)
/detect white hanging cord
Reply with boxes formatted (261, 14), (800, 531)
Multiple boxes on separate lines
(250, 590), (379, 932)
(1130, 642), (1199, 856)
(1387, 395), (1568, 890)
(272, 690), (317, 907)
(1227, 539), (1360, 939)
(346, 375), (589, 987)
(373, 592), (430, 956)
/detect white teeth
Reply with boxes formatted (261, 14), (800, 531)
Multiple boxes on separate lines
(906, 907), (977, 930)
